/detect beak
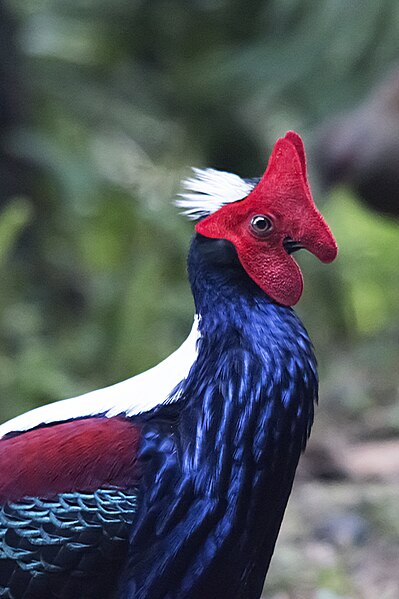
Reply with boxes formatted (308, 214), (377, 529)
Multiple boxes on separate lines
(283, 237), (304, 254)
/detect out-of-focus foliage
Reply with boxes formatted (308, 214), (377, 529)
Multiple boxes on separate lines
(0, 0), (398, 596)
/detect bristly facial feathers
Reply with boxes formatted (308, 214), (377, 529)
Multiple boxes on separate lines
(176, 168), (255, 220)
(182, 131), (338, 306)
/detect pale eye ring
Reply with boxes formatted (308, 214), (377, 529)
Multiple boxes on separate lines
(250, 214), (273, 238)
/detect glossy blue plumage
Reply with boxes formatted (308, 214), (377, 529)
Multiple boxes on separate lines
(119, 235), (317, 599)
(0, 234), (318, 598)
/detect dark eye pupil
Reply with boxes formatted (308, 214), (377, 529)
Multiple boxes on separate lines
(254, 217), (268, 230)
(251, 215), (272, 236)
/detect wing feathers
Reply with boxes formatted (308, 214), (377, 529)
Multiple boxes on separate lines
(0, 417), (141, 502)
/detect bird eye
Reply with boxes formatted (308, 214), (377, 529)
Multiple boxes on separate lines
(250, 215), (273, 238)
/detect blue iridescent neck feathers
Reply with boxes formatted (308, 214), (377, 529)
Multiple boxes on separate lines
(119, 234), (317, 599)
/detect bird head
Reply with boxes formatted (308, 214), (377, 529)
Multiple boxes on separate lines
(179, 131), (338, 306)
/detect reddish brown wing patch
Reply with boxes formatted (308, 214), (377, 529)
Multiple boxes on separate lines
(0, 417), (141, 502)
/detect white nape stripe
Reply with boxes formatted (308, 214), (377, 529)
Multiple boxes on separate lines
(0, 317), (201, 438)
(176, 168), (254, 220)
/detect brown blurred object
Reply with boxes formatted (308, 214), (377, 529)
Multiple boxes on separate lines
(314, 66), (399, 218)
(344, 439), (399, 482)
(300, 437), (399, 483)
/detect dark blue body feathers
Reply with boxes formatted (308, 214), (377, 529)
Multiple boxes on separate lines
(0, 234), (317, 598)
(119, 235), (317, 599)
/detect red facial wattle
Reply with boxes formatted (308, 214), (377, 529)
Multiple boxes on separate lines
(195, 131), (338, 306)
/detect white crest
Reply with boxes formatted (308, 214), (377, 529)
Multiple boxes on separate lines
(176, 168), (255, 220)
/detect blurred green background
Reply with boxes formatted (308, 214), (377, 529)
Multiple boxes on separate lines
(0, 1), (398, 598)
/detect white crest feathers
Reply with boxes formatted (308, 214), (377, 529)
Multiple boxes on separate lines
(176, 168), (255, 220)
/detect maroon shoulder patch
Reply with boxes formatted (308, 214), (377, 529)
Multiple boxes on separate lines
(0, 417), (141, 502)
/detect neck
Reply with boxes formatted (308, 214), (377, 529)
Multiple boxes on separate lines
(122, 235), (318, 599)
(180, 234), (316, 491)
